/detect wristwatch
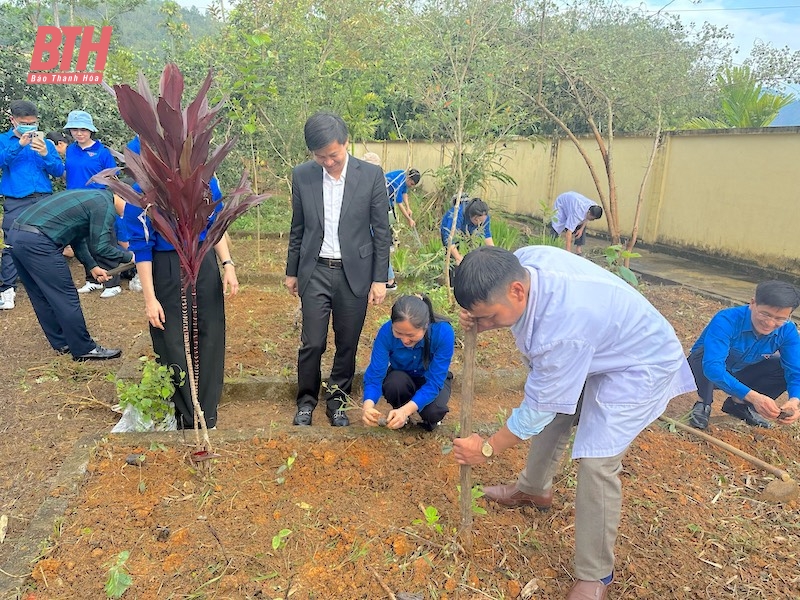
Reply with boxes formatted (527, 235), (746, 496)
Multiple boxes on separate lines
(221, 259), (235, 268)
(481, 438), (494, 458)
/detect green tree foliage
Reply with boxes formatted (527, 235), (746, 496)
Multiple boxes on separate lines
(684, 65), (795, 129)
(508, 0), (732, 246)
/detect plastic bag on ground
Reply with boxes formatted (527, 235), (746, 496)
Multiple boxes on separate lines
(111, 402), (178, 433)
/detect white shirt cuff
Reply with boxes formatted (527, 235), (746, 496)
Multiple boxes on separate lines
(507, 405), (557, 440)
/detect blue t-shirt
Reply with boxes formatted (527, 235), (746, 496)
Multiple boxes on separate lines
(0, 129), (64, 198)
(362, 320), (455, 410)
(65, 140), (117, 189)
(385, 169), (408, 206)
(440, 203), (492, 247)
(691, 304), (800, 400)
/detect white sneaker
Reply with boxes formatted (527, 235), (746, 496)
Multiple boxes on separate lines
(128, 274), (142, 292)
(100, 286), (122, 298)
(77, 281), (103, 294)
(0, 288), (14, 309)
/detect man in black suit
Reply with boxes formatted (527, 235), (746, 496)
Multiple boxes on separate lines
(285, 112), (391, 426)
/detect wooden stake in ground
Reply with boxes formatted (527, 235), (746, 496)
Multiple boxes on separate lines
(459, 327), (478, 551)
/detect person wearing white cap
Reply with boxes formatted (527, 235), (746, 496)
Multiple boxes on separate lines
(63, 110), (125, 298)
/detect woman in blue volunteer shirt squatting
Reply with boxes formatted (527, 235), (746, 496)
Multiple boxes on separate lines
(63, 110), (128, 298)
(122, 136), (237, 430)
(440, 197), (494, 266)
(361, 294), (455, 431)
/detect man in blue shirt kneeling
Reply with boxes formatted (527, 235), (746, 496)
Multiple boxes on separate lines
(688, 280), (800, 429)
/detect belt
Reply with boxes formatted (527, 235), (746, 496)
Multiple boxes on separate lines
(11, 222), (44, 235)
(317, 257), (343, 269)
(6, 192), (48, 200)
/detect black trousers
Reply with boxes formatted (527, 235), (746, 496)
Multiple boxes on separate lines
(549, 223), (586, 246)
(297, 262), (368, 412)
(688, 350), (787, 405)
(9, 228), (95, 356)
(150, 250), (225, 429)
(382, 369), (452, 425)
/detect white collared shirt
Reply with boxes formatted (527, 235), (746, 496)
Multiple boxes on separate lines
(551, 191), (595, 234)
(319, 154), (350, 259)
(506, 246), (696, 458)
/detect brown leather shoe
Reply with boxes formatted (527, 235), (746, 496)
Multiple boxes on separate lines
(482, 484), (552, 510)
(566, 580), (609, 600)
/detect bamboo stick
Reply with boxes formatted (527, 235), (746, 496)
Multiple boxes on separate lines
(459, 327), (478, 551)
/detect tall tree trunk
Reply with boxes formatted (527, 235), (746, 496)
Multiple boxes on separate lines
(626, 118), (663, 267)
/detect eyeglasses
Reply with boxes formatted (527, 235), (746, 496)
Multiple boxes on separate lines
(755, 310), (791, 325)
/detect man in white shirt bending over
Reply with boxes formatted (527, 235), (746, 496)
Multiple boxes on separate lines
(451, 245), (695, 600)
(550, 191), (603, 255)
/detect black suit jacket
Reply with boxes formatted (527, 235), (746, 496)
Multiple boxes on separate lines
(286, 155), (391, 297)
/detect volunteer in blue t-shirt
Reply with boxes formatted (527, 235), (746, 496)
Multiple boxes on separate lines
(361, 294), (455, 431)
(440, 197), (494, 265)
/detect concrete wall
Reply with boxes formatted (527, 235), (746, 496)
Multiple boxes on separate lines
(368, 128), (800, 275)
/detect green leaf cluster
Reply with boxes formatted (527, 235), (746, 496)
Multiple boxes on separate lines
(104, 550), (133, 598)
(109, 356), (183, 426)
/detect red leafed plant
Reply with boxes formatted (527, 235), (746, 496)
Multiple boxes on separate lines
(93, 63), (270, 457)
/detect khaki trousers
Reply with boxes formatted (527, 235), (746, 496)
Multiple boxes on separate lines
(516, 409), (627, 581)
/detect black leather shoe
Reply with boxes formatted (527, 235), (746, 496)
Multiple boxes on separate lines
(74, 345), (122, 361)
(293, 408), (313, 426)
(689, 401), (711, 429)
(327, 410), (349, 427)
(722, 397), (771, 428)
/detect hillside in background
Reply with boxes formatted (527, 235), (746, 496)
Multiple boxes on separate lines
(115, 0), (219, 54)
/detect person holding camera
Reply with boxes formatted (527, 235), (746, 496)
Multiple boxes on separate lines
(0, 100), (65, 309)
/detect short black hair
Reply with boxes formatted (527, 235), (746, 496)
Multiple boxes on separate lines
(754, 280), (800, 310)
(304, 112), (349, 152)
(465, 198), (489, 220)
(46, 131), (69, 144)
(407, 168), (421, 185)
(588, 205), (603, 219)
(453, 246), (527, 309)
(10, 100), (37, 118)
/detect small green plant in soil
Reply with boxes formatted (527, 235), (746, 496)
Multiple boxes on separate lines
(108, 356), (185, 431)
(104, 550), (133, 598)
(275, 452), (297, 484)
(272, 528), (292, 550)
(457, 485), (488, 515)
(604, 244), (641, 287)
(414, 505), (444, 534)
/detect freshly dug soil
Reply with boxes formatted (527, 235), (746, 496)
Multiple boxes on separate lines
(1, 237), (799, 599)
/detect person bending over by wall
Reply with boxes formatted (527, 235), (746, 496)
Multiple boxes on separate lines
(385, 168), (421, 229)
(361, 294), (455, 431)
(440, 197), (494, 266)
(550, 191), (603, 255)
(688, 280), (800, 430)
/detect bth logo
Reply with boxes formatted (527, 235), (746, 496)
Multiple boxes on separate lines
(27, 26), (112, 85)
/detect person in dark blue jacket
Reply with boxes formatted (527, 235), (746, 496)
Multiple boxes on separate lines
(688, 280), (800, 430)
(361, 294), (455, 430)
